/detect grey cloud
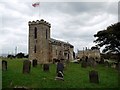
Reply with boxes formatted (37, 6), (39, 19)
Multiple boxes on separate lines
(0, 1), (118, 54)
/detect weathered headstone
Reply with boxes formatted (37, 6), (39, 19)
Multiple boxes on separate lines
(43, 64), (49, 71)
(81, 60), (87, 68)
(2, 60), (7, 71)
(55, 60), (64, 81)
(23, 60), (31, 74)
(89, 70), (99, 84)
(87, 57), (97, 67)
(56, 60), (64, 73)
(32, 59), (37, 67)
(99, 57), (104, 64)
(85, 56), (88, 62)
(104, 61), (109, 67)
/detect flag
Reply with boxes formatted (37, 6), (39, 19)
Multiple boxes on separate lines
(32, 2), (40, 7)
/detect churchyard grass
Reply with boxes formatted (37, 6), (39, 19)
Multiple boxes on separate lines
(2, 58), (119, 88)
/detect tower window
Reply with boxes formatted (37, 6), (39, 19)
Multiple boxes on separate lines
(34, 27), (37, 39)
(56, 50), (57, 55)
(34, 45), (36, 53)
(46, 29), (47, 39)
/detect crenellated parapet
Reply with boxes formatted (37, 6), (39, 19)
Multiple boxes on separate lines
(28, 19), (51, 28)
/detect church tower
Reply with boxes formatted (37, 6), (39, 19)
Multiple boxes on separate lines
(28, 19), (51, 64)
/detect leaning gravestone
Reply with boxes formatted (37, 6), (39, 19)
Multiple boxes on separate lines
(2, 60), (7, 71)
(81, 60), (87, 68)
(89, 70), (99, 84)
(23, 60), (31, 74)
(43, 64), (49, 71)
(32, 59), (37, 67)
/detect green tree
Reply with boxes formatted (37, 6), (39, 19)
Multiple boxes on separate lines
(15, 52), (25, 58)
(94, 22), (120, 63)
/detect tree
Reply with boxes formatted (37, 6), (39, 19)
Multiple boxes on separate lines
(7, 54), (15, 58)
(91, 46), (99, 50)
(15, 52), (25, 58)
(94, 22), (120, 63)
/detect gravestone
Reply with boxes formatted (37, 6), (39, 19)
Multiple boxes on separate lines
(55, 60), (64, 81)
(32, 59), (37, 67)
(87, 57), (97, 67)
(81, 60), (87, 68)
(85, 56), (88, 62)
(89, 70), (99, 84)
(2, 60), (7, 71)
(43, 64), (49, 71)
(56, 60), (64, 73)
(23, 60), (31, 74)
(104, 61), (109, 67)
(99, 57), (104, 64)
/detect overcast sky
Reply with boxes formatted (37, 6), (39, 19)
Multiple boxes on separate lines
(0, 0), (118, 55)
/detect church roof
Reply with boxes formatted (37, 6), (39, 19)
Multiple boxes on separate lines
(49, 38), (73, 48)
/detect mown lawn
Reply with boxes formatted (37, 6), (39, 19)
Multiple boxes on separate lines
(2, 58), (119, 89)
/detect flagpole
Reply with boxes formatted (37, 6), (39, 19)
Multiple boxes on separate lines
(39, 1), (40, 20)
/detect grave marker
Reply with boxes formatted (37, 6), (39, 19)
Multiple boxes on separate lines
(32, 59), (37, 67)
(43, 64), (49, 71)
(2, 60), (7, 71)
(89, 70), (99, 84)
(23, 60), (31, 74)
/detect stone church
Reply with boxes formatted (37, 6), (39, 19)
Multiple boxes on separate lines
(28, 19), (74, 64)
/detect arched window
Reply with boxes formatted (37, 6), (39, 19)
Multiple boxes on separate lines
(34, 27), (37, 39)
(34, 45), (36, 53)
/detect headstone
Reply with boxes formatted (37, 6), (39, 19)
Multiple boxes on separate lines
(104, 61), (109, 67)
(23, 60), (31, 74)
(43, 64), (49, 71)
(99, 57), (104, 64)
(2, 60), (7, 71)
(87, 57), (97, 67)
(32, 59), (37, 67)
(85, 56), (88, 62)
(56, 61), (64, 73)
(89, 70), (99, 84)
(81, 60), (87, 68)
